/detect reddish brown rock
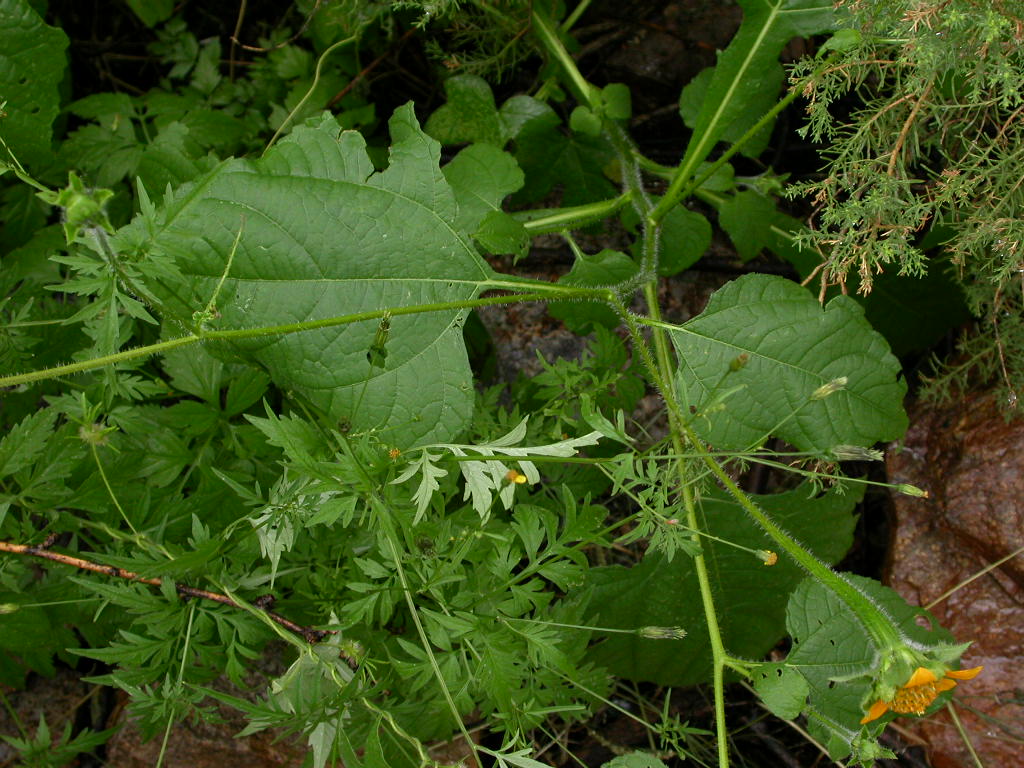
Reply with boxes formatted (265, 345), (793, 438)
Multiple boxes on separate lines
(886, 393), (1024, 768)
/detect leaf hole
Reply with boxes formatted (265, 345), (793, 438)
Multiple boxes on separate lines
(829, 639), (836, 646)
(914, 614), (933, 630)
(828, 680), (836, 689)
(775, 668), (783, 677)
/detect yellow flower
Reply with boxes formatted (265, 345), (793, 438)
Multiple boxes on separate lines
(505, 469), (527, 485)
(860, 665), (983, 723)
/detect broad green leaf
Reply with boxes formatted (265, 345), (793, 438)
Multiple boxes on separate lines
(700, 188), (819, 276)
(139, 107), (494, 446)
(621, 199), (711, 276)
(426, 74), (505, 146)
(499, 94), (556, 141)
(0, 0), (68, 170)
(513, 120), (616, 206)
(569, 106), (602, 137)
(717, 190), (780, 261)
(671, 273), (907, 452)
(441, 143), (524, 233)
(852, 262), (971, 357)
(678, 0), (834, 176)
(753, 662), (810, 720)
(425, 75), (554, 149)
(584, 483), (859, 685)
(655, 204), (711, 276)
(679, 63), (781, 158)
(124, 0), (174, 27)
(549, 249), (638, 333)
(0, 594), (61, 686)
(601, 83), (632, 121)
(475, 210), (530, 257)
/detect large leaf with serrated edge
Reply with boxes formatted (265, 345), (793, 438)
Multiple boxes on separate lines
(671, 273), (907, 452)
(134, 107), (494, 447)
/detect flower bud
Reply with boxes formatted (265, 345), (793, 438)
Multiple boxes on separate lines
(829, 445), (883, 461)
(756, 550), (779, 566)
(811, 377), (848, 400)
(729, 353), (750, 372)
(895, 483), (929, 498)
(638, 626), (687, 640)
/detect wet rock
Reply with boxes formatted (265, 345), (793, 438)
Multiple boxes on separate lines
(886, 393), (1024, 768)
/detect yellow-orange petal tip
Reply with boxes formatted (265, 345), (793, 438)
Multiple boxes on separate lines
(860, 700), (890, 724)
(946, 665), (983, 680)
(906, 667), (938, 687)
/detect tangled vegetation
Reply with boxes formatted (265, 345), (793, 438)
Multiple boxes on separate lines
(1, 1), (1014, 766)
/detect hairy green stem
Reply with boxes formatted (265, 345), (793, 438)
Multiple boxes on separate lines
(602, 112), (733, 768)
(518, 192), (633, 235)
(531, 9), (596, 109)
(0, 284), (610, 389)
(688, 429), (905, 651)
(619, 302), (731, 768)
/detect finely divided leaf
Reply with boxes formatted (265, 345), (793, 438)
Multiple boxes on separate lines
(0, 409), (57, 478)
(139, 107), (494, 446)
(392, 450), (448, 523)
(671, 273), (907, 452)
(399, 420), (603, 521)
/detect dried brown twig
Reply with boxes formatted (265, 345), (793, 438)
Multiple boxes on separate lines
(0, 535), (335, 646)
